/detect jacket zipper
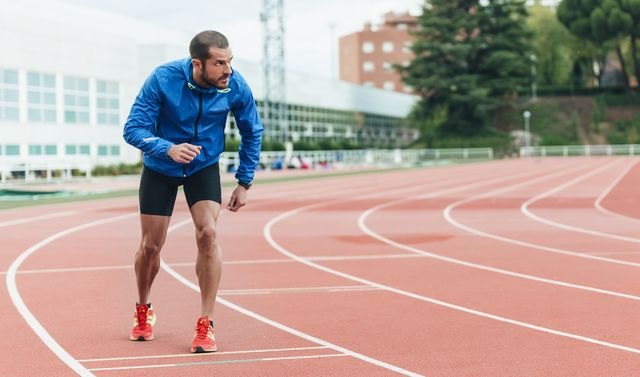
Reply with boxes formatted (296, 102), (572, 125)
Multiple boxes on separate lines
(184, 92), (204, 177)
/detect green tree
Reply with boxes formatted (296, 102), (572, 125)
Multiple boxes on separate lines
(400, 0), (485, 141)
(527, 0), (575, 85)
(400, 0), (531, 143)
(476, 0), (532, 98)
(557, 0), (640, 92)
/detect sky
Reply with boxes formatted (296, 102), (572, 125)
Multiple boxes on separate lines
(60, 0), (558, 80)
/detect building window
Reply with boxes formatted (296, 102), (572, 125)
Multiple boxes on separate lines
(383, 81), (395, 91)
(63, 76), (90, 124)
(397, 23), (408, 31)
(44, 145), (57, 155)
(0, 69), (19, 121)
(382, 42), (394, 53)
(65, 144), (90, 155)
(96, 80), (120, 125)
(404, 84), (414, 93)
(27, 72), (57, 123)
(5, 145), (20, 155)
(363, 62), (375, 72)
(362, 42), (374, 53)
(28, 145), (43, 155)
(98, 144), (120, 156)
(363, 82), (375, 87)
(403, 42), (412, 53)
(383, 62), (394, 72)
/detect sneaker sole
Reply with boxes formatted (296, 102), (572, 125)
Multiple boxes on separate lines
(129, 335), (154, 341)
(191, 346), (218, 353)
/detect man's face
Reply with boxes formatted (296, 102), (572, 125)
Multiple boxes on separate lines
(194, 47), (233, 89)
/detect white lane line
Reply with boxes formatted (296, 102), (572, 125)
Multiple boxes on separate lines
(183, 165), (554, 376)
(87, 353), (348, 372)
(359, 162), (640, 300)
(0, 211), (76, 228)
(2, 171), (429, 376)
(2, 254), (422, 275)
(360, 217), (640, 302)
(0, 166), (497, 377)
(1, 164), (546, 377)
(161, 218), (425, 377)
(308, 254), (421, 262)
(594, 159), (640, 222)
(521, 159), (640, 243)
(444, 160), (640, 268)
(79, 346), (329, 362)
(587, 251), (640, 256)
(6, 212), (137, 377)
(219, 285), (380, 296)
(265, 192), (640, 356)
(7, 265), (132, 275)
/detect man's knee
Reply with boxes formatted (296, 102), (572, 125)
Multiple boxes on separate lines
(195, 224), (218, 249)
(196, 224), (217, 243)
(140, 237), (163, 258)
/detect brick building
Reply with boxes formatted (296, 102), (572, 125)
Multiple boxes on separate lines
(338, 11), (419, 93)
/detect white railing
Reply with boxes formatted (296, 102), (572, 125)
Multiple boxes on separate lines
(0, 160), (94, 184)
(520, 144), (640, 158)
(221, 147), (493, 172)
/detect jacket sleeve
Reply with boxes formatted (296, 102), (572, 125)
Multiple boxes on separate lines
(123, 73), (174, 159)
(231, 81), (264, 183)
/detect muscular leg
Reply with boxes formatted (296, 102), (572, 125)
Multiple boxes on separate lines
(189, 200), (222, 317)
(135, 214), (171, 305)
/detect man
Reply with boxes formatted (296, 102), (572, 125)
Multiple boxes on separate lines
(123, 30), (263, 353)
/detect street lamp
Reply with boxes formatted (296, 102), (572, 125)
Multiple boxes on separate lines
(530, 54), (537, 101)
(523, 110), (531, 157)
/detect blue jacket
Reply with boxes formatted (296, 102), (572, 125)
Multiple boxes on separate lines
(123, 57), (263, 183)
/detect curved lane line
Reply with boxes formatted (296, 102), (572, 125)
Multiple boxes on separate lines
(358, 159), (640, 301)
(264, 198), (640, 356)
(6, 212), (137, 377)
(160, 218), (424, 377)
(521, 159), (640, 243)
(0, 164), (520, 377)
(443, 160), (640, 268)
(594, 159), (640, 222)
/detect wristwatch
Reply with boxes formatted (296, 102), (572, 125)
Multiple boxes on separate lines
(238, 181), (252, 190)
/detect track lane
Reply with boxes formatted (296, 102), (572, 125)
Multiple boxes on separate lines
(8, 158), (640, 376)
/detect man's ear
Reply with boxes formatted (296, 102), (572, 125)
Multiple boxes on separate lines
(192, 59), (202, 71)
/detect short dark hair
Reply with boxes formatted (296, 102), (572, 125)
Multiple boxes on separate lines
(189, 30), (229, 60)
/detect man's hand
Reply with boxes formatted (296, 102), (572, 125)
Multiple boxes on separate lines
(168, 143), (202, 163)
(227, 185), (248, 212)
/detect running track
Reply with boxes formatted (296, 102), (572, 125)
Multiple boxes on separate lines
(3, 157), (640, 376)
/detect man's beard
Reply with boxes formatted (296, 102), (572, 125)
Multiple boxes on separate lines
(200, 65), (229, 89)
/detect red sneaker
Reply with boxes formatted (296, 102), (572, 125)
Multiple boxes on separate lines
(190, 316), (217, 353)
(129, 303), (156, 341)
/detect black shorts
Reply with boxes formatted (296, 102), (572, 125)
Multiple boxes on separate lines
(139, 163), (222, 216)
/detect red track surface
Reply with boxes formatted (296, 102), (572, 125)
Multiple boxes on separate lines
(3, 157), (640, 376)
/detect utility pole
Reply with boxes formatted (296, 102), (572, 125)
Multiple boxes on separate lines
(261, 0), (287, 144)
(523, 110), (531, 157)
(530, 54), (537, 101)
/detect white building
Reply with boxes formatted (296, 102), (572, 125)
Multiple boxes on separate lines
(0, 0), (417, 180)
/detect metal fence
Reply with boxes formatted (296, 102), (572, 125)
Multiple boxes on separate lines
(520, 144), (640, 157)
(221, 148), (494, 172)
